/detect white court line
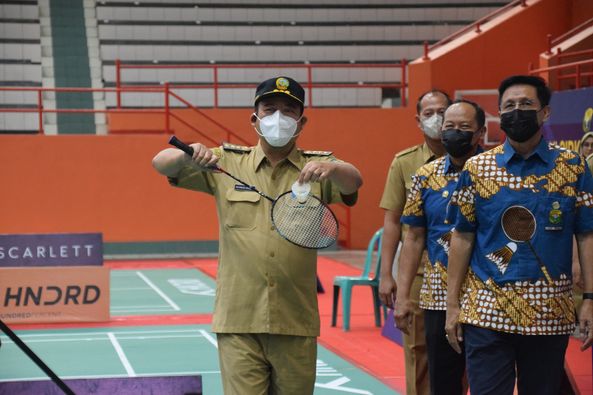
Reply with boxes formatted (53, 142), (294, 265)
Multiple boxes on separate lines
(2, 333), (205, 345)
(199, 329), (218, 349)
(111, 309), (175, 313)
(5, 334), (204, 345)
(1, 328), (204, 338)
(136, 271), (180, 311)
(107, 332), (136, 377)
(111, 305), (172, 310)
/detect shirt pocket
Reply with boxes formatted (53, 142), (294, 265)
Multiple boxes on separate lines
(536, 196), (575, 233)
(224, 189), (261, 230)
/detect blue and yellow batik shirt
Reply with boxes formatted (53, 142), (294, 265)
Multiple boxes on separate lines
(401, 155), (463, 311)
(448, 138), (593, 335)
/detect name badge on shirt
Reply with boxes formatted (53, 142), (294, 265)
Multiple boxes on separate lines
(234, 184), (253, 192)
(545, 201), (563, 231)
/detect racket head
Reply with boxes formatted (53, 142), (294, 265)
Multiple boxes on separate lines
(271, 191), (339, 249)
(501, 205), (536, 242)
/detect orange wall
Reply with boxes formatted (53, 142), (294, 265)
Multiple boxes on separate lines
(6, 0), (589, 250)
(409, 0), (574, 101)
(571, 0), (593, 26)
(1, 108), (419, 249)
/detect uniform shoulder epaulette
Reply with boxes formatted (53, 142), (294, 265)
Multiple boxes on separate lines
(302, 150), (333, 156)
(222, 142), (252, 153)
(395, 144), (422, 158)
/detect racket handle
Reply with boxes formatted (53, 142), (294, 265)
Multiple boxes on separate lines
(169, 135), (194, 156)
(168, 135), (223, 173)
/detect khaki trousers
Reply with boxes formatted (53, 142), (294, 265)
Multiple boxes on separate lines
(403, 274), (430, 395)
(217, 333), (317, 395)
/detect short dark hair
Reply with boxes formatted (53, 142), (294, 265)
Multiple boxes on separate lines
(497, 75), (551, 108)
(416, 89), (452, 114)
(449, 99), (486, 130)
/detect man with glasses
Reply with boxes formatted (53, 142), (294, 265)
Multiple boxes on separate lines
(445, 75), (593, 394)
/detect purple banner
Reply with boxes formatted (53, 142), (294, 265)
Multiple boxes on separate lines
(381, 309), (403, 346)
(543, 87), (593, 145)
(0, 375), (202, 395)
(0, 233), (103, 267)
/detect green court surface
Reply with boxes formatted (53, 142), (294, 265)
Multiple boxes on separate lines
(110, 269), (216, 315)
(0, 267), (398, 394)
(0, 325), (397, 394)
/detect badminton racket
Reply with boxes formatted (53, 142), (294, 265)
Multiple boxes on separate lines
(169, 136), (339, 249)
(501, 205), (553, 284)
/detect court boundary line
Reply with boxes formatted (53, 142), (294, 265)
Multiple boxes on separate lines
(198, 329), (218, 348)
(135, 271), (181, 311)
(107, 332), (136, 377)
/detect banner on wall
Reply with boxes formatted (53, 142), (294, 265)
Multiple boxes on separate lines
(543, 87), (593, 149)
(0, 266), (110, 324)
(0, 233), (103, 267)
(0, 233), (109, 323)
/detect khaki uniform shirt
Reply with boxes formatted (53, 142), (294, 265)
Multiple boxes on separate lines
(380, 143), (438, 273)
(169, 142), (355, 337)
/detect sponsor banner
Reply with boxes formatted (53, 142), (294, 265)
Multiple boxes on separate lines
(0, 233), (103, 267)
(0, 266), (110, 324)
(543, 87), (593, 143)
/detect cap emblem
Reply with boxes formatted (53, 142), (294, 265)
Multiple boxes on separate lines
(276, 77), (290, 91)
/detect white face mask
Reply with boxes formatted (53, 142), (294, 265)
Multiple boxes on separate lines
(421, 113), (443, 139)
(254, 110), (300, 147)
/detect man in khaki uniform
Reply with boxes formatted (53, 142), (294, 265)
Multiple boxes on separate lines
(379, 90), (451, 395)
(152, 76), (362, 395)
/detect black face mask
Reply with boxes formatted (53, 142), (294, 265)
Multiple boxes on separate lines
(441, 129), (475, 158)
(500, 109), (541, 143)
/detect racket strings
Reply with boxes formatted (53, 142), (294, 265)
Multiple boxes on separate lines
(501, 206), (535, 242)
(272, 194), (338, 249)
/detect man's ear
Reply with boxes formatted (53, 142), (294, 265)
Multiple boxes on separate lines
(299, 116), (308, 128)
(250, 112), (258, 127)
(478, 125), (487, 142)
(541, 105), (551, 123)
(415, 114), (422, 130)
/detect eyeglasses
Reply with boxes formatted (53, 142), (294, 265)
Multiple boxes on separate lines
(500, 99), (538, 112)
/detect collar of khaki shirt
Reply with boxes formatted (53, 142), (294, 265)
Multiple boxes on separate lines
(420, 142), (437, 164)
(253, 140), (305, 172)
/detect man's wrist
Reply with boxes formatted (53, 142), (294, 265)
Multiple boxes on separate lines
(583, 292), (593, 300)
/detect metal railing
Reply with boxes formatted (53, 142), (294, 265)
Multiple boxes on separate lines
(115, 60), (408, 108)
(0, 85), (249, 144)
(550, 16), (593, 51)
(529, 58), (593, 90)
(0, 85), (353, 247)
(423, 0), (527, 59)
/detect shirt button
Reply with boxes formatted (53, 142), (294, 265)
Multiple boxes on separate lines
(269, 281), (275, 287)
(270, 251), (275, 258)
(270, 225), (275, 231)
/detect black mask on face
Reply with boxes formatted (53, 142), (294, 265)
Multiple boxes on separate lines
(500, 109), (541, 143)
(441, 129), (476, 158)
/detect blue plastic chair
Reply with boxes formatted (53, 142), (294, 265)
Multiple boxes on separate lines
(331, 228), (387, 331)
